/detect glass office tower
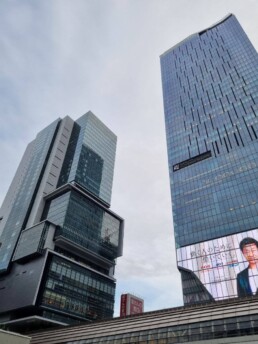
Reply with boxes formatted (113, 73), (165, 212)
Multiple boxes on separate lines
(161, 14), (258, 305)
(0, 111), (124, 331)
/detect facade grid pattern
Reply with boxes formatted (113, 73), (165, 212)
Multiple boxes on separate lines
(41, 255), (115, 321)
(161, 14), (258, 304)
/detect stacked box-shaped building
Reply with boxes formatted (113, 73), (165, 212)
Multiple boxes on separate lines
(0, 111), (123, 331)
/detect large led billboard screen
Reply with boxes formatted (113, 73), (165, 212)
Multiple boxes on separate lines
(177, 229), (258, 300)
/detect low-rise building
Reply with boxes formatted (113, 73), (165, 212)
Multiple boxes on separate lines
(30, 297), (258, 343)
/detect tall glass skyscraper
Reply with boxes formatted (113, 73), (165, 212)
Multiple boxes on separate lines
(0, 111), (124, 331)
(161, 14), (258, 305)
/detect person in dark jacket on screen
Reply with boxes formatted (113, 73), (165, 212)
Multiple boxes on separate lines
(237, 237), (258, 297)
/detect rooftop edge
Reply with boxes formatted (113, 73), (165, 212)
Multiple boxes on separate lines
(160, 13), (233, 58)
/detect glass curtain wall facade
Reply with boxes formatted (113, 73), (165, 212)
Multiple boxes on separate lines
(0, 111), (123, 331)
(41, 254), (115, 321)
(58, 112), (116, 205)
(0, 119), (60, 273)
(161, 14), (258, 304)
(44, 189), (121, 261)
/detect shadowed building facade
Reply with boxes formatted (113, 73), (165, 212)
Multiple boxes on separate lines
(0, 111), (124, 331)
(161, 14), (258, 305)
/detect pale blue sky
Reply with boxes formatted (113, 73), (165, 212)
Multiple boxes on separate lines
(0, 0), (258, 316)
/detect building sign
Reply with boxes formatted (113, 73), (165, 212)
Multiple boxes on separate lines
(177, 229), (258, 300)
(120, 294), (144, 317)
(173, 151), (211, 172)
(120, 294), (127, 317)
